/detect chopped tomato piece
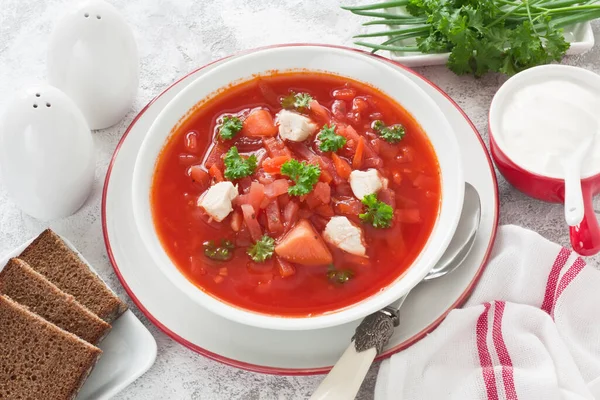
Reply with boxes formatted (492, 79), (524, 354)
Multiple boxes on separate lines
(262, 155), (292, 174)
(275, 219), (333, 266)
(242, 109), (277, 137)
(282, 201), (299, 228)
(241, 204), (262, 241)
(396, 208), (421, 224)
(208, 164), (224, 182)
(265, 201), (284, 235)
(312, 182), (331, 204)
(332, 88), (356, 101)
(231, 209), (243, 232)
(309, 99), (330, 125)
(353, 137), (365, 169)
(256, 171), (275, 185)
(205, 142), (228, 168)
(248, 182), (266, 212)
(189, 166), (211, 190)
(331, 153), (352, 180)
(376, 138), (401, 158)
(276, 257), (296, 278)
(263, 137), (292, 158)
(265, 179), (290, 198)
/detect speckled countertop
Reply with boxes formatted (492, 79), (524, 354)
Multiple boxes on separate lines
(1, 1), (600, 399)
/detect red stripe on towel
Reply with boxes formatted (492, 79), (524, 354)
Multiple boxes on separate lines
(477, 302), (499, 400)
(541, 248), (571, 314)
(492, 301), (518, 400)
(552, 257), (586, 317)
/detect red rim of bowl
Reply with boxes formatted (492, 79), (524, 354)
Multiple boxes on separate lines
(101, 43), (500, 376)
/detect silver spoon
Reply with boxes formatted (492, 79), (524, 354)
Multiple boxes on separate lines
(311, 182), (481, 400)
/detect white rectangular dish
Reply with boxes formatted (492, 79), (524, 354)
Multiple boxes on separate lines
(0, 234), (157, 400)
(380, 7), (594, 67)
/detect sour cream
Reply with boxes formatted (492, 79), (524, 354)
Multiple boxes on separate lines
(497, 77), (600, 179)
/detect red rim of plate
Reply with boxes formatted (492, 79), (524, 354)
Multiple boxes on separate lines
(101, 43), (500, 376)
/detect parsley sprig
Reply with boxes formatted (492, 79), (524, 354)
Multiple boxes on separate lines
(218, 115), (243, 140)
(223, 146), (257, 180)
(318, 124), (347, 152)
(359, 193), (394, 229)
(281, 92), (313, 112)
(373, 120), (405, 144)
(247, 235), (276, 262)
(342, 0), (597, 77)
(280, 159), (321, 196)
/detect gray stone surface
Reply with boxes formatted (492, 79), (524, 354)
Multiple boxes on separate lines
(1, 1), (599, 398)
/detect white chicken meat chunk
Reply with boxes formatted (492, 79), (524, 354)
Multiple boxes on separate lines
(349, 169), (385, 200)
(323, 216), (367, 257)
(198, 181), (238, 222)
(275, 109), (318, 142)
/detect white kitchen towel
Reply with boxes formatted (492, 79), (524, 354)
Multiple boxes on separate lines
(375, 225), (600, 400)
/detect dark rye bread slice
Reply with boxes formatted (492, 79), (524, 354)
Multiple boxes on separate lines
(0, 258), (112, 345)
(0, 295), (101, 400)
(19, 229), (128, 322)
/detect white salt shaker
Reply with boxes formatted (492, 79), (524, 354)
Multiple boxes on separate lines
(47, 0), (138, 130)
(0, 85), (95, 220)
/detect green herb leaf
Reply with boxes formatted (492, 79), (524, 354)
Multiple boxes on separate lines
(318, 124), (347, 152)
(327, 268), (355, 284)
(373, 120), (405, 143)
(203, 239), (235, 261)
(218, 116), (243, 140)
(280, 159), (321, 196)
(224, 146), (257, 180)
(359, 193), (394, 228)
(281, 92), (313, 112)
(247, 235), (276, 263)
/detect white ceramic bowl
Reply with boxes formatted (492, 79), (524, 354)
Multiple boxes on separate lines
(132, 46), (464, 331)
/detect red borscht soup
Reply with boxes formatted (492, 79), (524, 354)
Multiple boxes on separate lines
(151, 72), (441, 316)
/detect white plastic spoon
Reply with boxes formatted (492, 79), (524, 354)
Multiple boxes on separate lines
(558, 101), (598, 226)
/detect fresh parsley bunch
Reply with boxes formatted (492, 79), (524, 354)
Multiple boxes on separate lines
(344, 0), (600, 77)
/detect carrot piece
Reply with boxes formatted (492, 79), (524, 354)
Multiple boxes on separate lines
(331, 153), (352, 180)
(309, 100), (330, 125)
(241, 204), (263, 241)
(262, 155), (291, 174)
(353, 137), (365, 169)
(274, 219), (333, 266)
(208, 164), (224, 182)
(242, 109), (277, 137)
(276, 258), (296, 278)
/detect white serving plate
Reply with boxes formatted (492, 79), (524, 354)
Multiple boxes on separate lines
(102, 44), (499, 374)
(382, 7), (594, 68)
(0, 236), (157, 400)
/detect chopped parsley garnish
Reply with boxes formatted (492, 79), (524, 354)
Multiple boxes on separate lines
(203, 239), (235, 261)
(247, 235), (276, 263)
(327, 266), (354, 284)
(359, 193), (394, 229)
(318, 124), (346, 152)
(373, 120), (405, 144)
(280, 159), (321, 196)
(223, 146), (257, 180)
(281, 92), (313, 112)
(218, 116), (243, 140)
